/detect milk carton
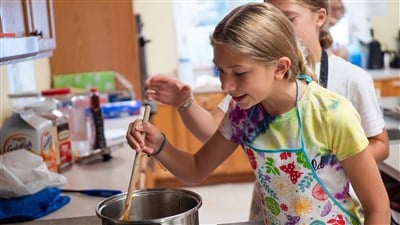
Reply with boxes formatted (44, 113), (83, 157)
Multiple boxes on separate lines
(1, 110), (58, 172)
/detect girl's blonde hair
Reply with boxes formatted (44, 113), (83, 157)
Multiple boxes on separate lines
(211, 2), (315, 81)
(295, 0), (333, 49)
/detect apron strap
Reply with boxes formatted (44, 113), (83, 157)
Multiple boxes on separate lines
(319, 49), (329, 88)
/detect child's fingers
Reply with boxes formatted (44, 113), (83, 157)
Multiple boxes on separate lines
(126, 120), (146, 151)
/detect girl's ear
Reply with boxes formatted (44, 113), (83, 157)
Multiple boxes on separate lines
(274, 57), (290, 80)
(316, 8), (328, 28)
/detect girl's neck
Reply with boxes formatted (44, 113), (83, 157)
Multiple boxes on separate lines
(261, 80), (306, 115)
(310, 45), (323, 63)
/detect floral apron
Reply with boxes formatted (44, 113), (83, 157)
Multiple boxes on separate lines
(241, 78), (361, 225)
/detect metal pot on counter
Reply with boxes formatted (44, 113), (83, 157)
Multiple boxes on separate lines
(96, 188), (202, 225)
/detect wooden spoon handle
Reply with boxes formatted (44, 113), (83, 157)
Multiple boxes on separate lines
(121, 105), (151, 221)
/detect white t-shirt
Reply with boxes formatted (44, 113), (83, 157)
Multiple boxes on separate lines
(315, 53), (384, 137)
(218, 53), (384, 138)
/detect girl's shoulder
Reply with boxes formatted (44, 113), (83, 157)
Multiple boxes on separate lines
(304, 82), (357, 114)
(328, 54), (373, 83)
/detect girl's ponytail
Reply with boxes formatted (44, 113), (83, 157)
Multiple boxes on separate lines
(319, 26), (333, 49)
(296, 41), (316, 81)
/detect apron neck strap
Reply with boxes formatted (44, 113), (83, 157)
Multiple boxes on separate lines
(319, 49), (329, 88)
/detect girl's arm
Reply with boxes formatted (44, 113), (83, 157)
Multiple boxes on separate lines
(126, 120), (238, 185)
(341, 147), (390, 225)
(179, 102), (226, 142)
(145, 74), (226, 142)
(367, 130), (389, 162)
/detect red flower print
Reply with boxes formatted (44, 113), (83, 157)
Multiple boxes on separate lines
(279, 152), (291, 160)
(327, 214), (345, 225)
(280, 203), (288, 211)
(279, 162), (303, 184)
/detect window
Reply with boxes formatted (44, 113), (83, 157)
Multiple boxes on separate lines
(173, 1), (261, 68)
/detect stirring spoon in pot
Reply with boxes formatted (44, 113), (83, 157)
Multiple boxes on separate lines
(120, 105), (151, 221)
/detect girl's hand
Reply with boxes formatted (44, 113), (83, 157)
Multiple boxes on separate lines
(126, 119), (165, 155)
(144, 74), (192, 108)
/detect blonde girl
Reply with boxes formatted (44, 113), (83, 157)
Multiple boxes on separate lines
(128, 3), (389, 224)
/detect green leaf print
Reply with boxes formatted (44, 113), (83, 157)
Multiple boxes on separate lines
(265, 157), (280, 175)
(296, 152), (310, 169)
(265, 196), (280, 215)
(257, 169), (278, 199)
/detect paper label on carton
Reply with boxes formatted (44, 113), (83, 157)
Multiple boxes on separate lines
(1, 110), (58, 172)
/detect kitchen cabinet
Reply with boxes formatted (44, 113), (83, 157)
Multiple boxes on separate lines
(148, 92), (255, 188)
(49, 0), (142, 99)
(374, 78), (400, 97)
(0, 0), (56, 55)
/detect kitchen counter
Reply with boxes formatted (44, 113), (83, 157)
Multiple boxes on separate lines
(11, 215), (264, 225)
(379, 97), (400, 182)
(10, 216), (100, 225)
(368, 68), (400, 80)
(42, 145), (134, 220)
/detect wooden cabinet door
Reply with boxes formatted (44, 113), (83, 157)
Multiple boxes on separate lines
(25, 0), (56, 52)
(374, 78), (400, 96)
(0, 0), (28, 35)
(50, 0), (142, 99)
(0, 0), (56, 52)
(383, 78), (400, 96)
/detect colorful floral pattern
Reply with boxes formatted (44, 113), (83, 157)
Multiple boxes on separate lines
(222, 82), (368, 224)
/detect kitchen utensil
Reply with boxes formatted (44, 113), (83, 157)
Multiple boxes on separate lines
(120, 105), (151, 221)
(96, 188), (202, 225)
(367, 28), (384, 69)
(61, 189), (122, 197)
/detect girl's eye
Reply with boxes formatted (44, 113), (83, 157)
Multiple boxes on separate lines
(234, 71), (246, 76)
(288, 16), (296, 22)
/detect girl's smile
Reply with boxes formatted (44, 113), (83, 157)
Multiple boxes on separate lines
(231, 94), (247, 103)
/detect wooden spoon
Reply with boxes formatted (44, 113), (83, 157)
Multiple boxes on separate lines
(120, 105), (151, 221)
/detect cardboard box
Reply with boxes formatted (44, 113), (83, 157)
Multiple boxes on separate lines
(1, 110), (58, 172)
(53, 71), (116, 92)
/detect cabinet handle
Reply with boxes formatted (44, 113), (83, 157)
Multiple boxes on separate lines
(29, 30), (43, 38)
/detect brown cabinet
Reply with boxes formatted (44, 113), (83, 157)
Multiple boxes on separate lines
(148, 92), (255, 188)
(0, 0), (56, 54)
(374, 78), (400, 97)
(49, 0), (142, 98)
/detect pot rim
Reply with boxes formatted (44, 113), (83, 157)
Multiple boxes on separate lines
(96, 188), (202, 224)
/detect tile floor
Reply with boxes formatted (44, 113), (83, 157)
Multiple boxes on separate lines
(185, 182), (255, 225)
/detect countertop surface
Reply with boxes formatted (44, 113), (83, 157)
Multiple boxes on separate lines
(9, 216), (264, 225)
(379, 97), (400, 182)
(9, 216), (100, 225)
(368, 67), (400, 80)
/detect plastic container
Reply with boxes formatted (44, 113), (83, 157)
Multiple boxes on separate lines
(101, 100), (141, 119)
(25, 98), (73, 173)
(70, 94), (92, 157)
(41, 88), (73, 133)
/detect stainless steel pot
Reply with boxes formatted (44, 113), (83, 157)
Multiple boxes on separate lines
(96, 188), (202, 225)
